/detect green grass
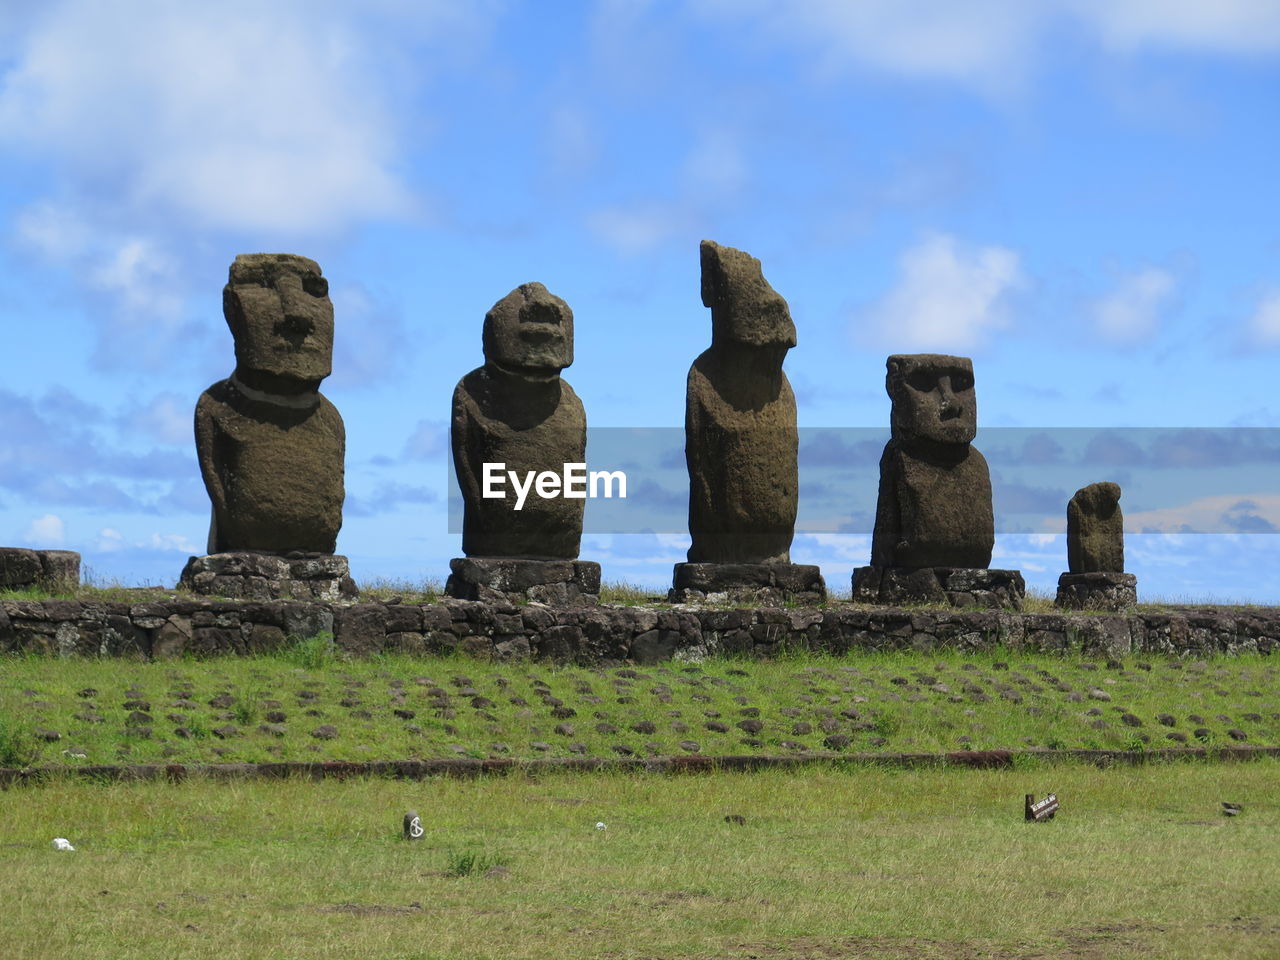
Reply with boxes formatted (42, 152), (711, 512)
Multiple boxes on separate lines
(0, 762), (1277, 959)
(2, 647), (1275, 769)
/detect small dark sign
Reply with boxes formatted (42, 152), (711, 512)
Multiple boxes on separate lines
(1025, 793), (1059, 822)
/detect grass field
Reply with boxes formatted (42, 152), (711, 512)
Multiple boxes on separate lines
(1, 761), (1277, 959)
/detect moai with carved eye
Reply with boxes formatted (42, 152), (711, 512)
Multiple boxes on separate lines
(447, 282), (599, 603)
(671, 240), (825, 604)
(1055, 481), (1137, 610)
(182, 254), (355, 601)
(854, 353), (1024, 608)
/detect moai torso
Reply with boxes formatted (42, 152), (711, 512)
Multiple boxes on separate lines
(870, 354), (994, 569)
(686, 240), (798, 564)
(1067, 481), (1124, 573)
(195, 254), (345, 554)
(451, 282), (585, 559)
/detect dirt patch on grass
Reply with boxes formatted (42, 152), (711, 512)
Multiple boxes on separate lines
(613, 923), (1165, 959)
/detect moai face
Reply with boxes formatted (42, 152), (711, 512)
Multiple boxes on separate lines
(701, 240), (797, 349)
(482, 282), (573, 376)
(886, 354), (978, 445)
(223, 254), (334, 387)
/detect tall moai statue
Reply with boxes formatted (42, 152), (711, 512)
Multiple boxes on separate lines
(852, 354), (1024, 609)
(1055, 481), (1137, 610)
(670, 240), (825, 604)
(180, 253), (356, 601)
(446, 282), (600, 604)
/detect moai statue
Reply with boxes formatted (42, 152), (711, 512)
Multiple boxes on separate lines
(180, 254), (356, 601)
(670, 240), (825, 604)
(852, 354), (1024, 609)
(1056, 481), (1137, 610)
(447, 282), (600, 604)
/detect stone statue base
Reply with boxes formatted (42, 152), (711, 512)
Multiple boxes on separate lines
(0, 548), (81, 593)
(852, 566), (1025, 610)
(1055, 572), (1137, 611)
(179, 552), (358, 601)
(669, 562), (826, 605)
(445, 557), (600, 604)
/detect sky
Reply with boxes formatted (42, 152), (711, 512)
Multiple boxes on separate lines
(1, 0), (1278, 602)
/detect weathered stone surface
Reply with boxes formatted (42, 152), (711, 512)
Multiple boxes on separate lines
(195, 253), (345, 555)
(685, 240), (799, 566)
(445, 557), (600, 604)
(669, 562), (825, 605)
(1067, 481), (1124, 573)
(870, 355), (993, 569)
(179, 552), (357, 601)
(0, 548), (80, 591)
(1056, 572), (1138, 612)
(2, 595), (1276, 663)
(852, 566), (1025, 611)
(452, 282), (585, 559)
(0, 548), (41, 587)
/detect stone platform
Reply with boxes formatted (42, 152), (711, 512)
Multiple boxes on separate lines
(179, 552), (358, 601)
(669, 562), (826, 605)
(852, 566), (1025, 610)
(0, 548), (80, 592)
(445, 557), (601, 604)
(1055, 572), (1138, 611)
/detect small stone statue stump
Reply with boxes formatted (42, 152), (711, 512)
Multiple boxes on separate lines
(179, 551), (357, 601)
(852, 565), (1025, 610)
(0, 548), (81, 593)
(669, 562), (826, 605)
(1055, 482), (1136, 611)
(445, 557), (601, 604)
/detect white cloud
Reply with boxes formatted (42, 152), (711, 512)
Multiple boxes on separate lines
(1246, 290), (1280, 346)
(1071, 0), (1280, 56)
(545, 104), (599, 179)
(587, 204), (697, 256)
(690, 0), (1280, 97)
(96, 528), (124, 553)
(403, 420), (448, 461)
(860, 232), (1022, 351)
(119, 392), (191, 447)
(0, 1), (428, 234)
(1126, 493), (1280, 534)
(142, 532), (201, 554)
(1091, 266), (1176, 343)
(691, 0), (1041, 96)
(682, 128), (749, 198)
(14, 201), (90, 258)
(23, 513), (65, 545)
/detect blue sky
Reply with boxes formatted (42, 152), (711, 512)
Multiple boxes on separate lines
(1, 0), (1278, 601)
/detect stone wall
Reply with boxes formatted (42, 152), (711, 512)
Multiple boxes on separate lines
(2, 596), (1277, 662)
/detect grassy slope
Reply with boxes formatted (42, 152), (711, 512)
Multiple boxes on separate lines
(1, 645), (1277, 768)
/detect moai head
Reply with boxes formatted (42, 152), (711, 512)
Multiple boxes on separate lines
(701, 240), (797, 349)
(886, 354), (978, 446)
(223, 254), (334, 389)
(482, 282), (573, 378)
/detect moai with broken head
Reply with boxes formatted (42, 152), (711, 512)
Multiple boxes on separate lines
(1055, 481), (1137, 610)
(447, 282), (600, 603)
(851, 353), (1024, 609)
(181, 253), (356, 601)
(670, 239), (825, 604)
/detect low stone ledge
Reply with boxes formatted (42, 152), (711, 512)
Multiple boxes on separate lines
(1, 596), (1278, 661)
